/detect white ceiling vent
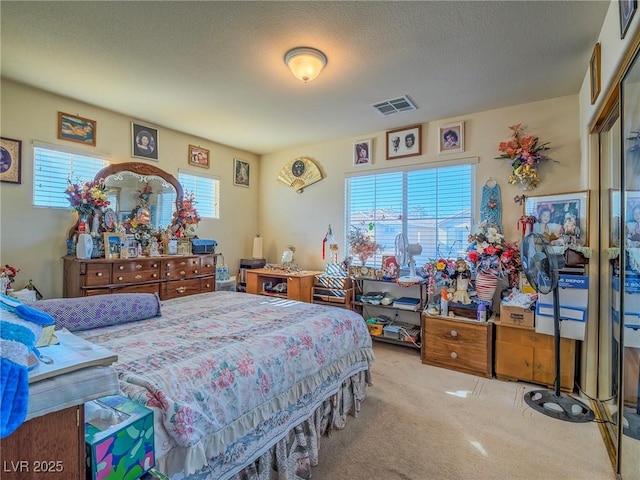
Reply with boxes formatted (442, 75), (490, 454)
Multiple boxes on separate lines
(371, 95), (417, 116)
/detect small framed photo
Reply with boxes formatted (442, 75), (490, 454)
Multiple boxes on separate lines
(524, 190), (590, 248)
(103, 233), (124, 259)
(438, 121), (464, 155)
(132, 122), (159, 161)
(103, 208), (118, 231)
(188, 145), (210, 168)
(58, 112), (96, 146)
(234, 158), (250, 187)
(0, 137), (22, 184)
(386, 124), (422, 160)
(619, 0), (637, 39)
(119, 211), (131, 223)
(354, 139), (373, 166)
(125, 233), (138, 258)
(382, 255), (400, 279)
(590, 43), (601, 105)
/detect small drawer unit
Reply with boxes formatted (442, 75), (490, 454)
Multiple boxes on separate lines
(422, 314), (493, 378)
(113, 259), (160, 284)
(312, 275), (353, 309)
(162, 257), (200, 280)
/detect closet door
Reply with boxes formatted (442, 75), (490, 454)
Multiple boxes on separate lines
(620, 43), (640, 480)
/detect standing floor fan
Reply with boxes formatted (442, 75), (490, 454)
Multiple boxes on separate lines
(520, 233), (595, 422)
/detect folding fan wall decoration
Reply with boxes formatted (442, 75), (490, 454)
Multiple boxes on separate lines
(277, 157), (323, 193)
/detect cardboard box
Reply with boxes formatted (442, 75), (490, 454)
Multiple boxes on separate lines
(500, 304), (535, 328)
(535, 274), (589, 341)
(85, 395), (155, 480)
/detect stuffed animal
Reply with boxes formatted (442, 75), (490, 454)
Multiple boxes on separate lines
(0, 297), (54, 438)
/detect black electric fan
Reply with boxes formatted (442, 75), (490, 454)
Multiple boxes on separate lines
(520, 233), (595, 422)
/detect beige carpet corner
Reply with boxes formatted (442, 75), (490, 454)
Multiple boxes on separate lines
(312, 342), (616, 480)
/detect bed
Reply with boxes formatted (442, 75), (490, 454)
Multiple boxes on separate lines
(41, 291), (374, 480)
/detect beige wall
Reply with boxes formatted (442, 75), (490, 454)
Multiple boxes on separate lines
(0, 80), (259, 298)
(259, 95), (583, 270)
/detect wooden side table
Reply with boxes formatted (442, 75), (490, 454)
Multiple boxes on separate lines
(494, 320), (576, 392)
(422, 314), (493, 378)
(245, 268), (322, 303)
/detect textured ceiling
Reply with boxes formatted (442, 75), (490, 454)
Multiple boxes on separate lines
(1, 1), (609, 155)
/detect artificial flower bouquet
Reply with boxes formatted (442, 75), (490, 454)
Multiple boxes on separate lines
(0, 264), (20, 293)
(348, 224), (381, 265)
(65, 178), (110, 216)
(496, 123), (551, 190)
(422, 257), (457, 296)
(466, 222), (521, 287)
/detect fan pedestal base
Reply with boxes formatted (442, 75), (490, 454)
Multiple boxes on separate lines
(524, 389), (595, 423)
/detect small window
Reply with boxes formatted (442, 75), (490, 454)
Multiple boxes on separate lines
(178, 171), (219, 219)
(33, 146), (108, 209)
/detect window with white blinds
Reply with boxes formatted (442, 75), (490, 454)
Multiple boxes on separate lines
(345, 163), (475, 268)
(33, 146), (108, 209)
(177, 171), (219, 219)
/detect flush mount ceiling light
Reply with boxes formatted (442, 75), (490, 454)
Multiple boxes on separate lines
(284, 47), (327, 83)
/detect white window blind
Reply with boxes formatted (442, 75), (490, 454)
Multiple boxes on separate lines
(178, 171), (219, 219)
(345, 164), (474, 268)
(33, 146), (108, 209)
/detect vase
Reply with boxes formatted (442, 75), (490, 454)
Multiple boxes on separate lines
(475, 271), (498, 301)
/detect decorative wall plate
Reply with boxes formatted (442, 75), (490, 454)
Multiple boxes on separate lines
(277, 157), (323, 193)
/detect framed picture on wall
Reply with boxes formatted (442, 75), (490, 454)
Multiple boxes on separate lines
(58, 112), (96, 146)
(234, 158), (250, 187)
(386, 124), (422, 160)
(438, 121), (464, 155)
(590, 43), (601, 105)
(619, 0), (637, 39)
(524, 190), (590, 248)
(354, 139), (373, 166)
(0, 137), (22, 184)
(188, 145), (210, 168)
(131, 122), (159, 161)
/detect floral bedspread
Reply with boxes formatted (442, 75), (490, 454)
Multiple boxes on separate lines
(78, 291), (374, 478)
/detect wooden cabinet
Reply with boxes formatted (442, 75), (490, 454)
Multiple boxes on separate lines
(245, 268), (322, 303)
(494, 321), (576, 392)
(0, 405), (84, 480)
(63, 254), (217, 300)
(422, 314), (493, 378)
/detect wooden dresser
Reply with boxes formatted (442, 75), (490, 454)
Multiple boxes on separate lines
(63, 254), (217, 300)
(422, 314), (494, 378)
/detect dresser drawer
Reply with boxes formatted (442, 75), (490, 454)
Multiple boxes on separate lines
(495, 323), (553, 349)
(162, 279), (200, 299)
(111, 284), (160, 296)
(162, 257), (200, 279)
(200, 276), (216, 293)
(422, 315), (493, 377)
(84, 263), (111, 286)
(112, 259), (160, 284)
(199, 255), (216, 276)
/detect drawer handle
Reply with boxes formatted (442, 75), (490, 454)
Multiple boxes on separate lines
(96, 272), (103, 277)
(180, 261), (186, 266)
(176, 286), (187, 293)
(450, 352), (458, 359)
(205, 283), (211, 288)
(118, 265), (124, 271)
(180, 270), (186, 276)
(205, 264), (211, 268)
(135, 264), (142, 270)
(166, 273), (171, 277)
(118, 276), (124, 281)
(135, 275), (142, 280)
(194, 269), (198, 274)
(450, 330), (458, 337)
(152, 263), (158, 268)
(152, 274), (158, 278)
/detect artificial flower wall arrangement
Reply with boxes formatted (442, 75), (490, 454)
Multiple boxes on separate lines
(0, 264), (20, 294)
(496, 123), (553, 191)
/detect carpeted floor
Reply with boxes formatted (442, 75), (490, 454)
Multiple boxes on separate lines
(312, 342), (616, 480)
